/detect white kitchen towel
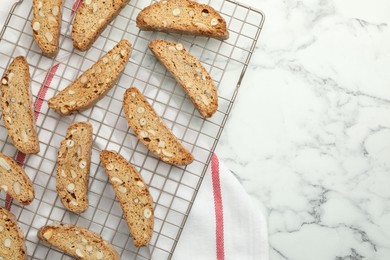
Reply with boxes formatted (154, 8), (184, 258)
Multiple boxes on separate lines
(173, 154), (269, 260)
(0, 1), (269, 259)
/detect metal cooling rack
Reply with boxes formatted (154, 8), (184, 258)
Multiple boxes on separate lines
(0, 0), (265, 259)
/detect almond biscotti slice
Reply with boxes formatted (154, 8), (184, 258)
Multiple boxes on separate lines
(1, 56), (40, 154)
(136, 0), (229, 40)
(100, 150), (154, 247)
(0, 207), (27, 260)
(149, 40), (218, 118)
(56, 122), (92, 213)
(48, 39), (131, 115)
(0, 153), (35, 206)
(31, 0), (64, 57)
(123, 87), (194, 165)
(72, 0), (130, 51)
(38, 223), (120, 259)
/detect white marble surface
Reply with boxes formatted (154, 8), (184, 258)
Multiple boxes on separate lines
(216, 0), (390, 259)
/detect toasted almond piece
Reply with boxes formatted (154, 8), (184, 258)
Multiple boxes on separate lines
(66, 140), (74, 148)
(117, 185), (127, 193)
(32, 22), (41, 31)
(172, 7), (181, 16)
(43, 229), (53, 240)
(0, 158), (11, 171)
(52, 5), (59, 16)
(143, 208), (152, 219)
(96, 251), (104, 259)
(67, 183), (75, 192)
(111, 177), (123, 184)
(13, 182), (21, 195)
(75, 248), (83, 257)
(211, 18), (218, 26)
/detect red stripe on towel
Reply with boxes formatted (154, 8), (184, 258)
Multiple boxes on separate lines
(211, 153), (225, 260)
(34, 64), (59, 120)
(4, 194), (13, 210)
(72, 0), (82, 15)
(5, 64), (59, 210)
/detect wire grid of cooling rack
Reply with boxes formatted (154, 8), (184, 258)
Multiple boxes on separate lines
(0, 0), (264, 259)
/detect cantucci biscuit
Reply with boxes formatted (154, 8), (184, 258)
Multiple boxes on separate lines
(56, 122), (92, 212)
(149, 40), (218, 118)
(31, 0), (63, 57)
(100, 150), (154, 247)
(72, 0), (130, 51)
(0, 153), (35, 206)
(48, 39), (131, 115)
(1, 56), (40, 154)
(38, 223), (120, 259)
(136, 0), (229, 40)
(123, 87), (194, 165)
(0, 207), (27, 260)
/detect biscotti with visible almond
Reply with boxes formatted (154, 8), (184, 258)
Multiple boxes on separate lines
(123, 87), (194, 165)
(38, 223), (120, 259)
(136, 0), (229, 40)
(1, 56), (40, 154)
(72, 0), (130, 51)
(56, 122), (92, 213)
(149, 40), (218, 118)
(0, 207), (27, 260)
(100, 150), (154, 247)
(48, 39), (131, 115)
(31, 0), (63, 57)
(0, 153), (35, 205)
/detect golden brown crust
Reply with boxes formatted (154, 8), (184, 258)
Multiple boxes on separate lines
(31, 0), (63, 57)
(100, 150), (154, 247)
(48, 39), (131, 115)
(0, 207), (27, 260)
(38, 223), (120, 259)
(72, 0), (130, 51)
(56, 122), (93, 213)
(136, 0), (229, 40)
(149, 40), (218, 118)
(123, 87), (194, 165)
(1, 56), (40, 154)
